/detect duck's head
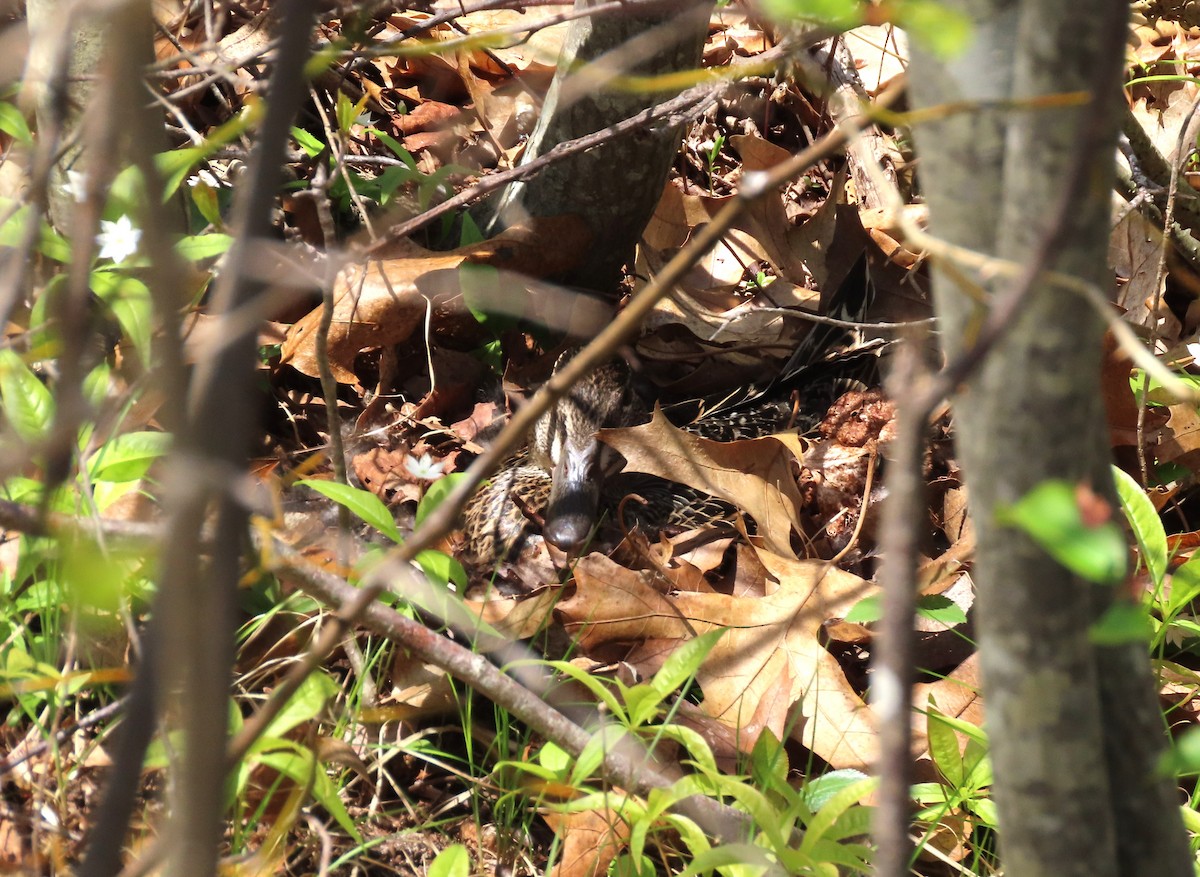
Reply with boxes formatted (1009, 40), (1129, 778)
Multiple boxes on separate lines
(531, 350), (641, 551)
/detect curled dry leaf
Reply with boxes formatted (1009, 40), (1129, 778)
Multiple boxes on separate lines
(559, 550), (877, 769)
(542, 806), (630, 877)
(600, 410), (805, 558)
(281, 217), (592, 384)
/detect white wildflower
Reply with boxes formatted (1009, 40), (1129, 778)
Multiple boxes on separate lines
(404, 452), (444, 481)
(187, 168), (224, 188)
(95, 215), (141, 264)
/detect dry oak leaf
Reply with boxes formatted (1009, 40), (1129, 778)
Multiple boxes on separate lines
(600, 410), (805, 558)
(543, 806), (630, 877)
(282, 217), (592, 383)
(560, 551), (877, 769)
(1157, 400), (1200, 470)
(731, 132), (840, 288)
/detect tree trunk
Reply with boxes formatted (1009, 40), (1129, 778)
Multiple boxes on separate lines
(479, 0), (713, 297)
(25, 0), (106, 228)
(909, 2), (1191, 875)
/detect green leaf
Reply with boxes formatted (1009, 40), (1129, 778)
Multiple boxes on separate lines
(364, 128), (416, 164)
(1166, 556), (1200, 616)
(1113, 465), (1167, 587)
(995, 480), (1127, 584)
(414, 549), (467, 590)
(253, 743), (361, 841)
(571, 730), (611, 786)
(175, 233), (234, 261)
(335, 92), (368, 134)
(656, 724), (718, 775)
(82, 362), (112, 410)
(91, 272), (153, 365)
(969, 796), (999, 828)
(895, 0), (972, 58)
(800, 768), (872, 812)
(625, 684), (667, 728)
(844, 594), (880, 623)
(757, 0), (861, 27)
(916, 594), (967, 626)
(87, 431), (171, 483)
(683, 843), (777, 876)
(298, 479), (402, 542)
(61, 536), (144, 612)
(0, 349), (54, 441)
(415, 472), (468, 528)
(1090, 601), (1154, 645)
(749, 727), (788, 791)
(926, 707), (964, 786)
(291, 125), (325, 158)
(651, 628), (724, 698)
(0, 102), (32, 146)
(253, 672), (339, 742)
(0, 202), (70, 262)
(536, 741), (570, 773)
(1162, 725), (1200, 777)
(155, 104), (259, 197)
(799, 776), (877, 853)
(189, 180), (224, 227)
(427, 845), (470, 877)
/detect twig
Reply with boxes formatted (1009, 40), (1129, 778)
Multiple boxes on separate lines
(0, 696), (127, 778)
(1136, 92), (1200, 481)
(267, 540), (758, 843)
(751, 308), (937, 333)
(108, 5), (323, 877)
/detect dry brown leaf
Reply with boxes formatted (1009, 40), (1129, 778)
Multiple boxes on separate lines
(543, 806), (629, 877)
(842, 26), (908, 95)
(456, 8), (571, 74)
(640, 288), (813, 356)
(912, 652), (984, 752)
(1110, 208), (1167, 330)
(1129, 81), (1200, 165)
(642, 181), (713, 251)
(600, 410), (805, 558)
(384, 657), (459, 719)
(1157, 400), (1200, 469)
(281, 217), (592, 383)
(1101, 330), (1168, 450)
(281, 239), (464, 383)
(464, 590), (563, 640)
(859, 204), (927, 269)
(731, 132), (836, 287)
(560, 551), (877, 769)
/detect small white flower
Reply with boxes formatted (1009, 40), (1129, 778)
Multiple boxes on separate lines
(1164, 621), (1191, 649)
(62, 169), (88, 204)
(404, 452), (444, 481)
(187, 168), (223, 188)
(95, 215), (141, 264)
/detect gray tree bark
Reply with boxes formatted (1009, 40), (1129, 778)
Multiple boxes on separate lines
(909, 2), (1191, 875)
(25, 0), (106, 229)
(479, 0), (713, 297)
